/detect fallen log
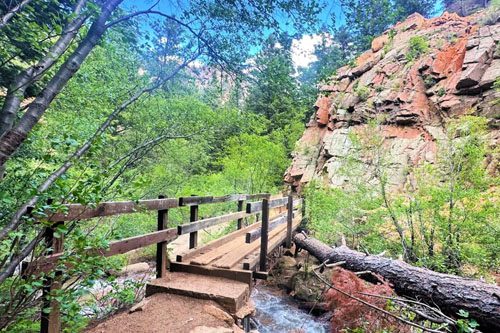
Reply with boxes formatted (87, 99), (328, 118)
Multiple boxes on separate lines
(293, 233), (500, 333)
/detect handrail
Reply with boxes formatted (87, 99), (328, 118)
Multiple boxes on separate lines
(37, 193), (269, 222)
(246, 196), (288, 213)
(178, 211), (255, 235)
(45, 198), (179, 222)
(25, 192), (300, 333)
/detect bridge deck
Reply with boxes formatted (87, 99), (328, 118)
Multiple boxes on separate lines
(180, 217), (297, 265)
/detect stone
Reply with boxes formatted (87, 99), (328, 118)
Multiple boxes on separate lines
(371, 34), (389, 52)
(128, 298), (150, 313)
(479, 59), (500, 89)
(456, 62), (488, 90)
(234, 300), (256, 319)
(284, 11), (499, 193)
(203, 305), (235, 326)
(121, 262), (150, 274)
(463, 36), (494, 64)
(314, 96), (332, 126)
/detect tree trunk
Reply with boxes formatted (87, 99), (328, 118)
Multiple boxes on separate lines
(293, 233), (500, 333)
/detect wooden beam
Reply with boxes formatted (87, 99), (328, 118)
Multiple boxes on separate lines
(253, 271), (268, 280)
(286, 195), (293, 248)
(177, 211), (248, 235)
(189, 204), (198, 249)
(45, 198), (179, 222)
(245, 214), (286, 243)
(179, 196), (214, 206)
(156, 195), (168, 278)
(237, 199), (244, 230)
(176, 221), (262, 263)
(169, 262), (253, 286)
(259, 199), (269, 272)
(242, 217), (301, 271)
(246, 196), (288, 213)
(179, 193), (270, 206)
(26, 228), (178, 274)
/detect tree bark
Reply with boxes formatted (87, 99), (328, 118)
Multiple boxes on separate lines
(0, 0), (123, 168)
(293, 233), (500, 333)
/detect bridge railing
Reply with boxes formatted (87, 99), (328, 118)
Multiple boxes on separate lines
(21, 193), (276, 333)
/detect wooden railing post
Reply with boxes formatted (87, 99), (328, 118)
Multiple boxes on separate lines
(259, 198), (269, 272)
(286, 195), (293, 248)
(41, 215), (64, 333)
(156, 195), (168, 278)
(237, 199), (244, 230)
(189, 195), (198, 249)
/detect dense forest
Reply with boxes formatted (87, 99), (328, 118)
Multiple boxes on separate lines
(0, 0), (498, 332)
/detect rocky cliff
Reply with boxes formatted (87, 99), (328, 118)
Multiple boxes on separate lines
(285, 11), (499, 192)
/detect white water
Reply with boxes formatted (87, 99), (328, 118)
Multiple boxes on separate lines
(251, 285), (329, 333)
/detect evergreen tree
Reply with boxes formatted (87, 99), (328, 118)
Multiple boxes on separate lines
(245, 33), (301, 132)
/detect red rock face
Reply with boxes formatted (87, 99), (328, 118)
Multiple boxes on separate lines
(314, 96), (332, 126)
(285, 11), (500, 192)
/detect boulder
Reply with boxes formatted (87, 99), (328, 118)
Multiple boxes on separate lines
(371, 34), (389, 52)
(121, 262), (150, 274)
(479, 59), (500, 89)
(203, 305), (234, 326)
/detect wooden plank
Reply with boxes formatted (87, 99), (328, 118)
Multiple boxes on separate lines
(26, 228), (178, 274)
(190, 235), (245, 266)
(253, 271), (268, 280)
(246, 196), (288, 213)
(46, 198), (179, 222)
(179, 193), (270, 206)
(177, 211), (248, 235)
(179, 196), (214, 206)
(242, 217), (300, 271)
(211, 220), (287, 270)
(104, 228), (179, 256)
(293, 198), (303, 208)
(245, 214), (286, 243)
(175, 221), (262, 263)
(170, 262), (253, 286)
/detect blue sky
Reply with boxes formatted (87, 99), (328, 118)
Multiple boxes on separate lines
(121, 1), (443, 68)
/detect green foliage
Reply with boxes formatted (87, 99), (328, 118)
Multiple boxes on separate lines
(306, 116), (499, 275)
(339, 0), (435, 52)
(456, 310), (480, 333)
(406, 36), (429, 62)
(355, 84), (370, 101)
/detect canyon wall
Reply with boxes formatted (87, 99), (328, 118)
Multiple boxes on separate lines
(285, 11), (499, 192)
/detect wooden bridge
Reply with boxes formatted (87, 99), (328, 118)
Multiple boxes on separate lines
(25, 193), (303, 332)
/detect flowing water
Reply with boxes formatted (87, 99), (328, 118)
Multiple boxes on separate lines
(251, 285), (330, 333)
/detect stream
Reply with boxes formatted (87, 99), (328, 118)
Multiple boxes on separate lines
(251, 284), (330, 333)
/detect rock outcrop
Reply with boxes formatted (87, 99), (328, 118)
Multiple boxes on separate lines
(285, 12), (499, 192)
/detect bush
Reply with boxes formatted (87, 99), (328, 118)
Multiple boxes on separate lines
(406, 36), (429, 62)
(355, 84), (370, 102)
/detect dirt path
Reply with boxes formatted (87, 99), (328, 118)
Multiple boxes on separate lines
(86, 293), (243, 333)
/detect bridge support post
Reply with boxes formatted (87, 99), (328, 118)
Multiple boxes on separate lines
(156, 195), (169, 278)
(237, 199), (244, 230)
(189, 201), (198, 249)
(285, 195), (293, 248)
(259, 198), (269, 272)
(40, 207), (63, 333)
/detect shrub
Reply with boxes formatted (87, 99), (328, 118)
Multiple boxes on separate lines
(355, 84), (370, 101)
(406, 36), (429, 62)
